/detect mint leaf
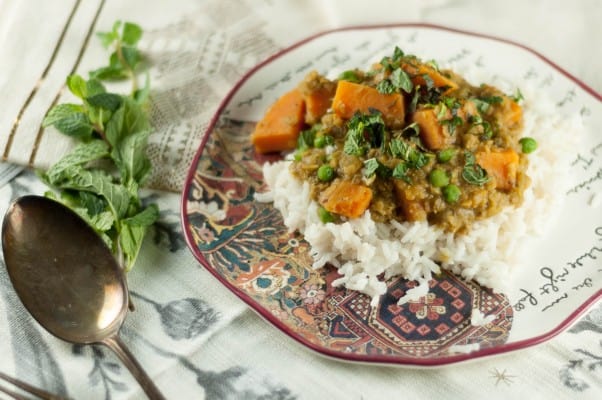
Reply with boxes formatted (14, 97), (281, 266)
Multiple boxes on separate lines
(119, 204), (158, 271)
(134, 73), (151, 104)
(462, 150), (489, 186)
(97, 31), (117, 48)
(111, 20), (122, 37)
(55, 167), (131, 219)
(53, 112), (94, 139)
(123, 203), (159, 227)
(122, 22), (142, 46)
(86, 93), (123, 112)
(390, 68), (413, 93)
(389, 138), (429, 169)
(344, 111), (385, 156)
(113, 129), (152, 185)
(43, 140), (109, 184)
(389, 138), (410, 159)
(86, 78), (106, 96)
(67, 75), (87, 98)
(363, 158), (379, 178)
(105, 97), (150, 147)
(89, 65), (128, 80)
(119, 222), (145, 271)
(363, 158), (390, 178)
(297, 126), (317, 151)
(376, 79), (395, 94)
(392, 46), (404, 62)
(392, 162), (411, 183)
(42, 103), (83, 127)
(121, 46), (141, 69)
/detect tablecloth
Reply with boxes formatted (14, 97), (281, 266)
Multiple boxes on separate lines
(0, 0), (600, 399)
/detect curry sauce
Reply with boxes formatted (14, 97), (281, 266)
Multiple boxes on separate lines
(253, 47), (536, 233)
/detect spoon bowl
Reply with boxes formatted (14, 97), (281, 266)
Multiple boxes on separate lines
(2, 195), (164, 399)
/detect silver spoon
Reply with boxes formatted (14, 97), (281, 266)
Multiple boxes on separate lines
(1, 195), (165, 400)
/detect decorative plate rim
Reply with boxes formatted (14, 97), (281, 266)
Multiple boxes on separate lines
(180, 22), (602, 367)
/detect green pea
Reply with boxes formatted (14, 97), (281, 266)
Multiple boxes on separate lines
(317, 164), (335, 182)
(442, 184), (461, 203)
(318, 206), (335, 223)
(313, 135), (334, 148)
(437, 148), (456, 163)
(314, 136), (326, 148)
(429, 168), (449, 188)
(294, 151), (303, 161)
(519, 137), (537, 154)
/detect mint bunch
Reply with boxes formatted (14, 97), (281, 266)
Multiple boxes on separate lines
(40, 21), (157, 271)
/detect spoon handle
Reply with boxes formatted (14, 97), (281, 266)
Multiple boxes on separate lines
(102, 335), (166, 400)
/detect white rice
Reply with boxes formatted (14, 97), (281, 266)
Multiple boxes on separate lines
(256, 88), (582, 307)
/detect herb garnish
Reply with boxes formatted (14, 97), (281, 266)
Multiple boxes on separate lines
(389, 139), (429, 169)
(436, 98), (463, 134)
(511, 88), (524, 103)
(297, 125), (319, 151)
(392, 162), (411, 183)
(363, 158), (391, 178)
(376, 47), (413, 95)
(471, 96), (503, 113)
(343, 111), (386, 156)
(379, 46), (405, 70)
(338, 70), (361, 83)
(469, 114), (494, 140)
(462, 151), (489, 186)
(40, 21), (157, 271)
(376, 68), (413, 94)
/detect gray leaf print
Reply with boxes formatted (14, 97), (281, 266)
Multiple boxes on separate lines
(559, 342), (602, 392)
(128, 330), (297, 400)
(131, 292), (220, 340)
(569, 304), (602, 334)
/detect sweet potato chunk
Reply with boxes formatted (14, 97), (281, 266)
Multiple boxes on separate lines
(411, 108), (449, 151)
(251, 89), (306, 154)
(392, 180), (427, 222)
(476, 149), (520, 190)
(332, 80), (405, 126)
(319, 180), (373, 219)
(499, 98), (523, 128)
(401, 63), (458, 93)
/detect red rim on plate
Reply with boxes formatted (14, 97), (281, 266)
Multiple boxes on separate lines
(181, 23), (602, 367)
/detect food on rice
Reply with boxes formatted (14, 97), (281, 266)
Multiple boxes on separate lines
(252, 47), (580, 306)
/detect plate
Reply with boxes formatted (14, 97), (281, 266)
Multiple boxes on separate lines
(181, 24), (602, 367)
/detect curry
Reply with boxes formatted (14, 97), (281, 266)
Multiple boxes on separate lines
(251, 47), (537, 233)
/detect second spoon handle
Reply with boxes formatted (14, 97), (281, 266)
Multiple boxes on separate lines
(101, 335), (166, 400)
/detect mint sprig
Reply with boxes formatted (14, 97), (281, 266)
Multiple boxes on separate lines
(40, 21), (157, 272)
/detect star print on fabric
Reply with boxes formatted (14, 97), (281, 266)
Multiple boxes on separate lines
(489, 368), (516, 386)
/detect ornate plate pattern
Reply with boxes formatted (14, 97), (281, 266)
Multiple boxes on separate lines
(182, 24), (601, 367)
